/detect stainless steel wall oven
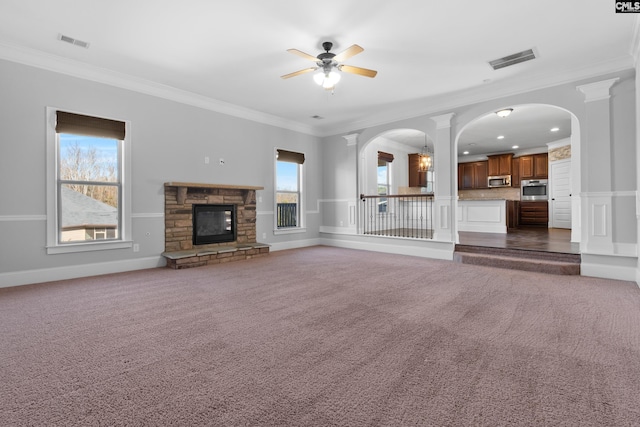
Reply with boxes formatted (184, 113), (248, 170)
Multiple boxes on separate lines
(521, 179), (548, 201)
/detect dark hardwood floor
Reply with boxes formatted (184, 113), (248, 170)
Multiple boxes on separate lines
(458, 227), (580, 254)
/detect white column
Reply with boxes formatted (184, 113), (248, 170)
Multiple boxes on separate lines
(342, 133), (360, 233)
(430, 113), (455, 242)
(576, 78), (618, 254)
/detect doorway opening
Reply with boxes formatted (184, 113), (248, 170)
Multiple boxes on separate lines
(455, 104), (580, 255)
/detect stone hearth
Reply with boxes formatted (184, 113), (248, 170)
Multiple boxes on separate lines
(163, 182), (269, 269)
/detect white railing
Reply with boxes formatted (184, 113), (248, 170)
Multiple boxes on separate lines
(360, 193), (434, 239)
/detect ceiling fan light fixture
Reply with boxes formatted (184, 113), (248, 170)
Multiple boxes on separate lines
(283, 42), (376, 90)
(314, 70), (341, 90)
(496, 108), (513, 118)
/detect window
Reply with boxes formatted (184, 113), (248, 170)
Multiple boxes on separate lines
(275, 149), (304, 231)
(377, 151), (393, 213)
(46, 108), (132, 254)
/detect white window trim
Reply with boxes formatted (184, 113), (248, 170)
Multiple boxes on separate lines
(377, 161), (391, 196)
(45, 107), (132, 254)
(377, 160), (392, 214)
(274, 147), (305, 233)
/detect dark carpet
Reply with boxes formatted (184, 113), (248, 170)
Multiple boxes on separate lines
(1, 246), (639, 426)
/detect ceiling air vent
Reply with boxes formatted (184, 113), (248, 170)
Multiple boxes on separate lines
(489, 48), (535, 70)
(58, 34), (90, 49)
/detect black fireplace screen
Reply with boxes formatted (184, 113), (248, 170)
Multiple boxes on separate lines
(192, 204), (236, 245)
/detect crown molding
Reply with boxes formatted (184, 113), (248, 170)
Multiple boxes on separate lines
(0, 41), (322, 137)
(0, 40), (634, 140)
(320, 55), (635, 137)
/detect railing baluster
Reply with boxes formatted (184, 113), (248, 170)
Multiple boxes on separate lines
(359, 193), (433, 240)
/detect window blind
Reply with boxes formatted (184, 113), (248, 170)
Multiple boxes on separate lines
(378, 151), (394, 163)
(56, 111), (126, 140)
(277, 149), (305, 164)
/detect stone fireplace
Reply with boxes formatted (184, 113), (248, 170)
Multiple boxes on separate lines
(163, 182), (269, 269)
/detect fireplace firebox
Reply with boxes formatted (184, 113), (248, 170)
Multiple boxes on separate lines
(192, 204), (237, 245)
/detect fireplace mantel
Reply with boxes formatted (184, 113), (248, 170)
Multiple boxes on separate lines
(165, 182), (264, 191)
(165, 182), (264, 205)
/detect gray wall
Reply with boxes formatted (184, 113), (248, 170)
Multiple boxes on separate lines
(0, 56), (636, 283)
(320, 69), (637, 256)
(0, 59), (322, 277)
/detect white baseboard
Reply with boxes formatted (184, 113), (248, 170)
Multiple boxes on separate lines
(319, 237), (454, 260)
(318, 226), (357, 235)
(269, 238), (322, 252)
(3, 243), (636, 289)
(0, 256), (165, 289)
(580, 253), (637, 282)
(581, 263), (637, 282)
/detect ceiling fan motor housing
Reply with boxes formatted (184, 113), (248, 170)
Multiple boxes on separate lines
(317, 41), (336, 63)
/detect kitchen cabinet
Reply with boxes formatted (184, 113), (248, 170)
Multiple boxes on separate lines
(458, 161), (488, 190)
(408, 153), (426, 187)
(519, 201), (548, 226)
(507, 200), (519, 229)
(487, 153), (513, 176)
(511, 157), (520, 187)
(519, 153), (548, 179)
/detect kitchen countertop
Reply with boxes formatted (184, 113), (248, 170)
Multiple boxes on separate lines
(458, 198), (514, 202)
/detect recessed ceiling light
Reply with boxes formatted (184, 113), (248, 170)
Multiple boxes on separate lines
(497, 135), (505, 140)
(463, 151), (469, 155)
(495, 108), (513, 118)
(512, 145), (519, 149)
(550, 127), (559, 132)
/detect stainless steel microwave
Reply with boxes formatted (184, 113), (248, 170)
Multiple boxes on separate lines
(521, 179), (548, 201)
(488, 175), (511, 188)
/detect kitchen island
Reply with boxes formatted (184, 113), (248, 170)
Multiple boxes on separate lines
(457, 199), (508, 233)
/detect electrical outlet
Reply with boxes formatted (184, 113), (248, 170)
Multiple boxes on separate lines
(133, 243), (140, 252)
(262, 233), (266, 240)
(204, 156), (209, 164)
(219, 158), (225, 165)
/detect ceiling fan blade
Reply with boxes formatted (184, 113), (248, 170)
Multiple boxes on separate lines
(286, 48), (319, 62)
(333, 44), (364, 63)
(280, 67), (317, 79)
(340, 65), (378, 78)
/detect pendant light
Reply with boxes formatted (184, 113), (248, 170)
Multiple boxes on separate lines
(418, 136), (432, 173)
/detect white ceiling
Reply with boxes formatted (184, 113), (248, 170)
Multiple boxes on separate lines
(0, 1), (637, 146)
(457, 105), (572, 158)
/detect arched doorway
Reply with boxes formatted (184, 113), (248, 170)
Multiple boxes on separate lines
(454, 104), (581, 253)
(357, 128), (434, 238)
(358, 129), (429, 197)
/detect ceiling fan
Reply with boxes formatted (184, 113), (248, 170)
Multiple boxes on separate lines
(281, 41), (377, 90)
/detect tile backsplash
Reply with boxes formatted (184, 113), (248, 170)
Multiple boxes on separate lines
(458, 187), (520, 201)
